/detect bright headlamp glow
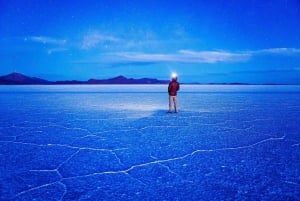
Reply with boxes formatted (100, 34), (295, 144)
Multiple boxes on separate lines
(171, 72), (177, 78)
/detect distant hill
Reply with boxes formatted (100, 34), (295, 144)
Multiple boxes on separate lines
(3, 72), (280, 85)
(0, 72), (52, 85)
(0, 72), (169, 85)
(87, 75), (169, 84)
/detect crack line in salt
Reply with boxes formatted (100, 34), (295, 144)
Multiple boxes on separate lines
(292, 143), (300, 147)
(158, 163), (194, 184)
(10, 134), (286, 199)
(0, 140), (128, 153)
(14, 181), (63, 198)
(56, 150), (81, 170)
(62, 135), (285, 180)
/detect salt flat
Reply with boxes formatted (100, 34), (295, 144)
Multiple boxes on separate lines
(0, 85), (299, 200)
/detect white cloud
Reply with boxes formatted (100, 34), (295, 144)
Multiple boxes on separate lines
(250, 48), (300, 55)
(111, 50), (251, 64)
(178, 50), (251, 63)
(26, 36), (66, 45)
(81, 32), (119, 50)
(73, 46), (300, 66)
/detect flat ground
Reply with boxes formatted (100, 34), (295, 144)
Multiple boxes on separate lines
(0, 85), (299, 200)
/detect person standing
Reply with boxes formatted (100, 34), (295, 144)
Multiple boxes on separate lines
(168, 74), (180, 113)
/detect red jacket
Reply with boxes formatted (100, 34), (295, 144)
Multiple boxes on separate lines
(168, 80), (180, 96)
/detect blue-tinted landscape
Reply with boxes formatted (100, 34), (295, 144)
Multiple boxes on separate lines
(1, 1), (300, 199)
(0, 85), (299, 200)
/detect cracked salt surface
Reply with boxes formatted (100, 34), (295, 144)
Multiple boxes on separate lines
(0, 85), (300, 200)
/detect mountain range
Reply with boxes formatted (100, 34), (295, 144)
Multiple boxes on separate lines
(0, 72), (170, 85)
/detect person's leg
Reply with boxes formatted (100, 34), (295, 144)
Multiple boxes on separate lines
(168, 96), (172, 112)
(173, 96), (178, 112)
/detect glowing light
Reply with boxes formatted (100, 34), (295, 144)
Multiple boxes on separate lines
(171, 72), (177, 78)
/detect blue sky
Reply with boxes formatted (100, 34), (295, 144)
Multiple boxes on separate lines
(1, 0), (300, 84)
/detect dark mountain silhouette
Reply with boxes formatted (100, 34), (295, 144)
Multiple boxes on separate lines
(0, 72), (169, 85)
(87, 75), (169, 84)
(1, 72), (268, 85)
(0, 72), (52, 85)
(55, 80), (85, 85)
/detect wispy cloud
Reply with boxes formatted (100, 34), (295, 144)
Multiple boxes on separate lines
(25, 36), (67, 45)
(72, 45), (300, 67)
(108, 47), (300, 65)
(250, 48), (300, 55)
(81, 31), (119, 50)
(108, 50), (251, 64)
(178, 50), (251, 63)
